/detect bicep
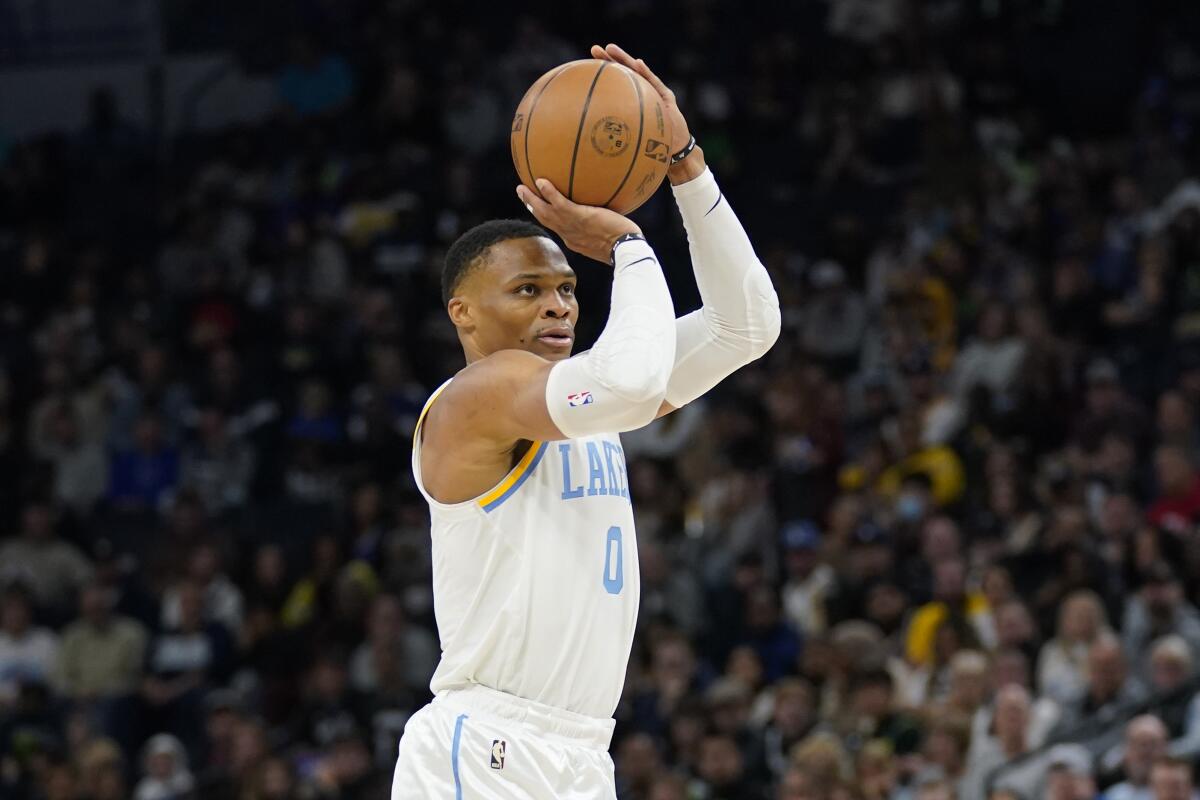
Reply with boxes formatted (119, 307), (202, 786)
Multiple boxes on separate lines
(443, 348), (668, 442)
(441, 350), (567, 444)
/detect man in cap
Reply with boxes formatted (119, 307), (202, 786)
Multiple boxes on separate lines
(780, 521), (834, 637)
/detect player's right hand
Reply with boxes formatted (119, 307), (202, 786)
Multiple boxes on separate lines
(517, 178), (641, 265)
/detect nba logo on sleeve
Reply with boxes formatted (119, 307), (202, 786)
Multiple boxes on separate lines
(490, 740), (506, 770)
(567, 391), (594, 407)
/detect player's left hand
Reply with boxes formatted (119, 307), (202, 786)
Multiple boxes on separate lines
(590, 43), (691, 156)
(518, 177), (642, 264)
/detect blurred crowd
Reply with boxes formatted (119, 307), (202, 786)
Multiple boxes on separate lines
(3, 0), (1200, 798)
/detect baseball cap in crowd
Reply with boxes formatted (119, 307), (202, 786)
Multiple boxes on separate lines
(1046, 743), (1093, 777)
(782, 520), (819, 551)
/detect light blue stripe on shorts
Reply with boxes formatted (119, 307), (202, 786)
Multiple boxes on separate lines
(451, 713), (468, 799)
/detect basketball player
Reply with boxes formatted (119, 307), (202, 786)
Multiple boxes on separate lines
(391, 43), (780, 798)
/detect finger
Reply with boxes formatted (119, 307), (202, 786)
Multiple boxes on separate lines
(605, 44), (671, 97)
(534, 178), (571, 209)
(516, 185), (553, 222)
(632, 57), (672, 97)
(590, 44), (613, 61)
(603, 43), (639, 71)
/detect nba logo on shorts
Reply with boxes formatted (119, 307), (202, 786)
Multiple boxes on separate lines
(567, 391), (593, 407)
(490, 739), (506, 770)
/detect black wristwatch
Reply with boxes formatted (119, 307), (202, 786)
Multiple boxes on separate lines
(609, 232), (648, 265)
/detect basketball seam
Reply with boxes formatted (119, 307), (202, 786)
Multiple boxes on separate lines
(567, 62), (608, 202)
(521, 64), (571, 197)
(603, 68), (646, 209)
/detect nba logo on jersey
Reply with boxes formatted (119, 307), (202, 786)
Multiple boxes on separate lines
(490, 740), (506, 770)
(567, 391), (594, 407)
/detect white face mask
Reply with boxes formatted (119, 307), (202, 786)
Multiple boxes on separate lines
(896, 492), (926, 522)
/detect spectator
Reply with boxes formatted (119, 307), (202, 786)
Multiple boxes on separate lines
(801, 260), (867, 374)
(615, 732), (662, 800)
(905, 557), (990, 668)
(838, 668), (922, 757)
(177, 407), (256, 515)
(1060, 634), (1146, 728)
(640, 539), (707, 639)
(962, 685), (1042, 800)
(0, 582), (59, 707)
(0, 501), (92, 615)
(854, 739), (901, 800)
(1147, 445), (1200, 533)
(1044, 743), (1098, 800)
(1149, 757), (1199, 800)
(780, 521), (835, 638)
(952, 301), (1026, 406)
(105, 345), (191, 450)
(56, 581), (146, 729)
(134, 733), (195, 800)
(756, 678), (817, 779)
(1122, 562), (1200, 685)
(922, 715), (972, 796)
(160, 544), (244, 634)
(1104, 715), (1170, 800)
(30, 400), (107, 516)
(348, 592), (437, 701)
(1038, 589), (1113, 705)
(141, 581), (234, 757)
(107, 413), (180, 512)
(972, 648), (1061, 751)
(737, 587), (802, 683)
(940, 650), (990, 721)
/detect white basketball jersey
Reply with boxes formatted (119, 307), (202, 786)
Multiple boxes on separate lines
(412, 379), (640, 719)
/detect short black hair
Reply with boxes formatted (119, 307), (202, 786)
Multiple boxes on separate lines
(442, 219), (551, 305)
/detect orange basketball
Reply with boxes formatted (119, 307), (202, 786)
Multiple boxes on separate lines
(511, 59), (673, 216)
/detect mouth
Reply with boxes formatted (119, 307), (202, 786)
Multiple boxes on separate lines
(535, 328), (574, 349)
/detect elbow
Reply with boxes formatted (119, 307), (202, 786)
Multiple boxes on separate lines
(742, 268), (782, 361)
(752, 296), (782, 360)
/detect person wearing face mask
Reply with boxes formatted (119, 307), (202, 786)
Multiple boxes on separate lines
(877, 411), (966, 509)
(895, 473), (934, 527)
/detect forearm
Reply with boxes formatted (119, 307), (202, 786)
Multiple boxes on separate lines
(546, 238), (677, 437)
(664, 160), (781, 407)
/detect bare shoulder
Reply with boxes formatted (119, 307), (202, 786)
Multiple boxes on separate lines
(421, 350), (555, 503)
(429, 349), (549, 436)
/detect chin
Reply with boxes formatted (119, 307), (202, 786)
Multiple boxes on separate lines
(531, 342), (574, 360)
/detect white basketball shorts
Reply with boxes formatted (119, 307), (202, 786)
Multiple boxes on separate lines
(391, 684), (617, 799)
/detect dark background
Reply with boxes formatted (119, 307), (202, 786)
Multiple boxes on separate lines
(3, 1), (1200, 798)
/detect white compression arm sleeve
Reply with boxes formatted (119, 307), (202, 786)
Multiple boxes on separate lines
(545, 238), (677, 438)
(665, 167), (782, 408)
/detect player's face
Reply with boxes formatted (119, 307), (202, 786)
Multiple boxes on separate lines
(460, 237), (579, 361)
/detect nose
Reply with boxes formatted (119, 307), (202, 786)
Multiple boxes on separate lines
(542, 294), (571, 319)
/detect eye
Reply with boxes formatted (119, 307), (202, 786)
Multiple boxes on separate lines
(560, 283), (575, 296)
(516, 284), (538, 296)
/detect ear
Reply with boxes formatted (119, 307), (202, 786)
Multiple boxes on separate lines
(447, 296), (473, 332)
